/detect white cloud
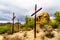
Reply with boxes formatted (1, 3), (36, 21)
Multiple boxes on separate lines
(0, 0), (60, 23)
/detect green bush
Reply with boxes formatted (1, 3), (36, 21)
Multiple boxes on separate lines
(49, 21), (59, 28)
(20, 17), (34, 29)
(24, 17), (34, 29)
(0, 24), (12, 34)
(0, 26), (8, 34)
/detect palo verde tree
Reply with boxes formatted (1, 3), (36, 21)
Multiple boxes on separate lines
(24, 16), (34, 29)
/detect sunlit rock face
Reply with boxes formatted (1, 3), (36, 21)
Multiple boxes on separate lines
(36, 12), (50, 30)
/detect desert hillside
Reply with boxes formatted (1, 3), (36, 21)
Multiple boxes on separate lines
(0, 29), (60, 40)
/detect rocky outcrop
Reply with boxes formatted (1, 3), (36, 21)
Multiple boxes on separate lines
(36, 12), (50, 30)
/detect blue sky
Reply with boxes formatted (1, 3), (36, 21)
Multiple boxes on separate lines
(0, 0), (60, 23)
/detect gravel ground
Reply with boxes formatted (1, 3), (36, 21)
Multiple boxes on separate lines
(0, 29), (60, 40)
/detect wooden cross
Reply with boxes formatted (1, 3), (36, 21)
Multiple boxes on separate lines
(31, 4), (42, 38)
(12, 12), (16, 34)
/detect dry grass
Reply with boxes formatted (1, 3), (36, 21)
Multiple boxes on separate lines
(0, 29), (60, 40)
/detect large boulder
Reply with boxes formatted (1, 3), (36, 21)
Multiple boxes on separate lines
(36, 12), (50, 31)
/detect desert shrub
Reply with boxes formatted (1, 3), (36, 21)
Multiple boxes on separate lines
(21, 17), (34, 30)
(25, 17), (34, 29)
(49, 21), (59, 29)
(48, 11), (60, 29)
(54, 11), (60, 22)
(0, 24), (12, 34)
(0, 26), (8, 34)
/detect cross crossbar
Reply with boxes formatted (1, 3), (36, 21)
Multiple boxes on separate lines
(31, 8), (42, 16)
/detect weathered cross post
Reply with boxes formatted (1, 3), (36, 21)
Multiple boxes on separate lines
(31, 4), (42, 38)
(12, 12), (16, 34)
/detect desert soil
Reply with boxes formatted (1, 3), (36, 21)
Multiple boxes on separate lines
(0, 29), (60, 40)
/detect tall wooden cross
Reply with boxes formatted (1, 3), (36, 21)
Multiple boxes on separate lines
(12, 12), (16, 34)
(31, 4), (42, 38)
